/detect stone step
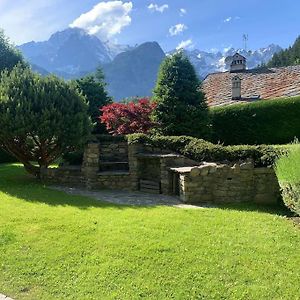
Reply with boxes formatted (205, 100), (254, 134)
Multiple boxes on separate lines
(97, 171), (130, 176)
(99, 161), (129, 172)
(139, 179), (161, 194)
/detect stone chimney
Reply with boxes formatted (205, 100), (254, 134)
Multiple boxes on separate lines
(232, 76), (241, 100)
(230, 53), (246, 72)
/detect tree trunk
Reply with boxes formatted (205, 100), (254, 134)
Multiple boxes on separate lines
(22, 162), (41, 178)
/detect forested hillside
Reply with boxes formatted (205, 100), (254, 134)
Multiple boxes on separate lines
(268, 36), (300, 67)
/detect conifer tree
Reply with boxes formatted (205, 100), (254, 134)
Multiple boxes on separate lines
(152, 51), (209, 137)
(74, 68), (112, 133)
(0, 29), (25, 72)
(0, 65), (91, 176)
(268, 36), (300, 67)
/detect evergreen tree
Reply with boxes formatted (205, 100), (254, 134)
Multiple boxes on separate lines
(152, 51), (209, 137)
(0, 29), (26, 72)
(268, 36), (300, 67)
(74, 68), (111, 133)
(0, 29), (27, 162)
(0, 65), (91, 177)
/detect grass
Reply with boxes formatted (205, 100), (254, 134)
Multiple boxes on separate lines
(275, 143), (300, 183)
(0, 164), (299, 300)
(275, 143), (300, 215)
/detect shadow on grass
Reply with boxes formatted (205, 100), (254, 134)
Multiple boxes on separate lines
(0, 164), (143, 210)
(0, 164), (292, 216)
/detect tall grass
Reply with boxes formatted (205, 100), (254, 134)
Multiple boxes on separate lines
(275, 142), (300, 215)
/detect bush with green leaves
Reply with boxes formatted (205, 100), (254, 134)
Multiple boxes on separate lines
(0, 65), (91, 177)
(128, 134), (285, 167)
(152, 51), (209, 138)
(275, 143), (300, 215)
(210, 96), (300, 145)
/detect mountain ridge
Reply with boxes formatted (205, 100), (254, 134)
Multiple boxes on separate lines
(18, 27), (282, 100)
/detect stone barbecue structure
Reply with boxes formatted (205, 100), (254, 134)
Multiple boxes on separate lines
(42, 137), (281, 205)
(203, 53), (300, 107)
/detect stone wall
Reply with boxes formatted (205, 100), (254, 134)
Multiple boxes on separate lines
(41, 138), (281, 205)
(173, 161), (280, 204)
(41, 166), (85, 186)
(99, 141), (128, 162)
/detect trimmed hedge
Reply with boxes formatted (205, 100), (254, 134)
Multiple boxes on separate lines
(275, 144), (300, 215)
(0, 148), (16, 164)
(209, 96), (300, 145)
(128, 134), (286, 167)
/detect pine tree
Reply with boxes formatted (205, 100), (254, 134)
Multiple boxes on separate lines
(0, 65), (91, 176)
(152, 51), (209, 138)
(74, 68), (112, 133)
(0, 29), (26, 72)
(268, 36), (300, 67)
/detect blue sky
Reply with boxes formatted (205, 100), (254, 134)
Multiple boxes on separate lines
(0, 0), (299, 52)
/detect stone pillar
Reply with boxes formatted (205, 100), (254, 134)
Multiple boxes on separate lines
(82, 142), (100, 189)
(128, 143), (144, 191)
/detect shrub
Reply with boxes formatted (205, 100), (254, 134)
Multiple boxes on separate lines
(100, 98), (156, 135)
(0, 65), (91, 177)
(152, 51), (209, 138)
(128, 134), (285, 167)
(210, 96), (300, 145)
(275, 143), (300, 215)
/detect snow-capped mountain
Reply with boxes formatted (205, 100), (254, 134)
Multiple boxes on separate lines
(178, 44), (282, 79)
(18, 27), (282, 99)
(18, 28), (129, 79)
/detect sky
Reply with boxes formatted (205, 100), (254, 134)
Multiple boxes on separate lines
(0, 0), (299, 52)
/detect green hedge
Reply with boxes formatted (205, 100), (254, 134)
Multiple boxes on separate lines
(275, 144), (300, 215)
(209, 96), (300, 145)
(0, 148), (16, 164)
(128, 134), (286, 167)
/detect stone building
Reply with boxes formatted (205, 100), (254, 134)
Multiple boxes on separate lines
(202, 53), (300, 106)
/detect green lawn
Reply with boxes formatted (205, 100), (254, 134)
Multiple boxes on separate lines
(0, 164), (299, 300)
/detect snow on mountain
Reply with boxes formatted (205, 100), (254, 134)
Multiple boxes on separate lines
(18, 28), (127, 78)
(169, 44), (282, 79)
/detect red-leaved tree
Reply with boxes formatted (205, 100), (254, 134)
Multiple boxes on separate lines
(100, 98), (157, 135)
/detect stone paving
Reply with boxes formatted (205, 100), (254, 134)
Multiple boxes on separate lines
(50, 186), (213, 209)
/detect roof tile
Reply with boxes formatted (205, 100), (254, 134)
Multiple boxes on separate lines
(203, 65), (300, 106)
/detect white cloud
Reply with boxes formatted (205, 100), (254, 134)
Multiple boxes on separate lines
(176, 39), (194, 50)
(70, 1), (133, 40)
(179, 8), (187, 16)
(224, 17), (232, 23)
(169, 23), (187, 36)
(0, 0), (62, 44)
(224, 16), (240, 23)
(148, 3), (169, 13)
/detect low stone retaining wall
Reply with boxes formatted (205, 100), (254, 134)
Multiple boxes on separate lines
(41, 166), (85, 186)
(41, 139), (281, 205)
(172, 161), (280, 204)
(88, 172), (133, 191)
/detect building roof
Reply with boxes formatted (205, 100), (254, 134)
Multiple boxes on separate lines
(232, 52), (246, 60)
(202, 65), (300, 106)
